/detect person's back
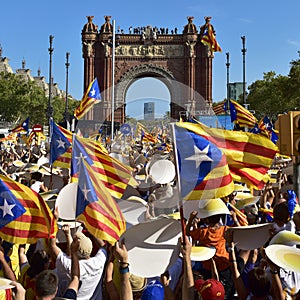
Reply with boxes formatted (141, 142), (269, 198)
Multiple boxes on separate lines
(55, 232), (107, 300)
(189, 215), (229, 272)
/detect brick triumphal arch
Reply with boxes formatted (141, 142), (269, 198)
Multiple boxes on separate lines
(81, 15), (215, 128)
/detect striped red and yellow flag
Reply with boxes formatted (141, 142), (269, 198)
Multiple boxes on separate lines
(71, 135), (136, 199)
(226, 100), (257, 129)
(52, 124), (73, 169)
(213, 101), (226, 115)
(137, 122), (158, 144)
(0, 175), (57, 244)
(177, 122), (278, 190)
(201, 23), (222, 52)
(74, 78), (101, 120)
(75, 153), (126, 244)
(173, 124), (234, 200)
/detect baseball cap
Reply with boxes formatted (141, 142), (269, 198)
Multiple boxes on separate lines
(194, 279), (225, 300)
(141, 280), (164, 300)
(75, 232), (93, 258)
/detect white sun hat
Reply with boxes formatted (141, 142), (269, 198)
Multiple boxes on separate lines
(269, 230), (300, 246)
(197, 198), (230, 218)
(265, 244), (300, 273)
(149, 160), (176, 184)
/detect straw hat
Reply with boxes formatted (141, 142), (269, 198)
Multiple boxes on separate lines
(198, 198), (230, 218)
(235, 196), (259, 210)
(265, 244), (300, 273)
(269, 230), (300, 246)
(129, 274), (147, 292)
(183, 246), (216, 262)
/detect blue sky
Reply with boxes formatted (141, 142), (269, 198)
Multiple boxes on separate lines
(1, 1), (300, 117)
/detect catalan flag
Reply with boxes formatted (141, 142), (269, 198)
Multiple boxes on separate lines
(213, 101), (226, 116)
(74, 152), (126, 244)
(71, 135), (136, 199)
(10, 117), (30, 134)
(259, 116), (278, 144)
(74, 78), (101, 120)
(0, 133), (17, 143)
(24, 131), (47, 146)
(225, 100), (257, 129)
(137, 122), (158, 144)
(172, 124), (234, 200)
(0, 175), (57, 244)
(177, 121), (278, 190)
(201, 23), (222, 52)
(50, 120), (73, 169)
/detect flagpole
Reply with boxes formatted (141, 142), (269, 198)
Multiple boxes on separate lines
(170, 123), (186, 244)
(71, 133), (78, 227)
(46, 35), (54, 138)
(241, 36), (247, 106)
(225, 52), (230, 129)
(111, 19), (116, 141)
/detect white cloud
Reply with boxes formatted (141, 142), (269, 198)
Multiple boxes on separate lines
(287, 39), (300, 47)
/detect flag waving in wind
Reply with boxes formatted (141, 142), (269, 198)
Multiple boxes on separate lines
(74, 78), (101, 120)
(259, 116), (279, 145)
(10, 117), (30, 134)
(71, 135), (136, 199)
(225, 100), (257, 129)
(74, 151), (126, 244)
(50, 120), (72, 167)
(172, 124), (234, 200)
(177, 121), (278, 190)
(200, 17), (222, 52)
(0, 175), (57, 244)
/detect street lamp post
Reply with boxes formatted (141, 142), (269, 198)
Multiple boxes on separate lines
(111, 19), (116, 141)
(226, 52), (230, 110)
(46, 35), (54, 123)
(241, 36), (247, 106)
(64, 52), (70, 130)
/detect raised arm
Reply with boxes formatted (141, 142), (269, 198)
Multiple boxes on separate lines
(0, 245), (16, 281)
(61, 224), (73, 257)
(113, 240), (133, 300)
(181, 235), (194, 300)
(186, 211), (198, 236)
(66, 235), (80, 294)
(225, 229), (248, 300)
(105, 249), (120, 300)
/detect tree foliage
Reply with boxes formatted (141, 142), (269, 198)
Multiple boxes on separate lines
(0, 72), (79, 128)
(247, 54), (300, 121)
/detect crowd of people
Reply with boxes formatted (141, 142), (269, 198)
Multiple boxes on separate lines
(0, 134), (299, 300)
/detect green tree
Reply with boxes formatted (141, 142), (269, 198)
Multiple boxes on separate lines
(0, 72), (79, 128)
(247, 54), (300, 121)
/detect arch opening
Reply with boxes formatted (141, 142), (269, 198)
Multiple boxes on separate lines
(125, 77), (171, 121)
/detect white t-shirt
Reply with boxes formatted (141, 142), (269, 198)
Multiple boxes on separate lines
(273, 220), (296, 234)
(56, 248), (107, 300)
(30, 181), (43, 193)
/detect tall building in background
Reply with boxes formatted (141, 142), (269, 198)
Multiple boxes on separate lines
(144, 102), (155, 120)
(228, 82), (244, 101)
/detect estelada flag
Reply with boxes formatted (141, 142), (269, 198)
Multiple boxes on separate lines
(50, 120), (72, 169)
(225, 100), (257, 129)
(74, 78), (101, 120)
(10, 117), (30, 134)
(0, 175), (57, 244)
(75, 155), (126, 244)
(172, 124), (234, 200)
(71, 135), (136, 199)
(201, 23), (222, 52)
(177, 121), (278, 190)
